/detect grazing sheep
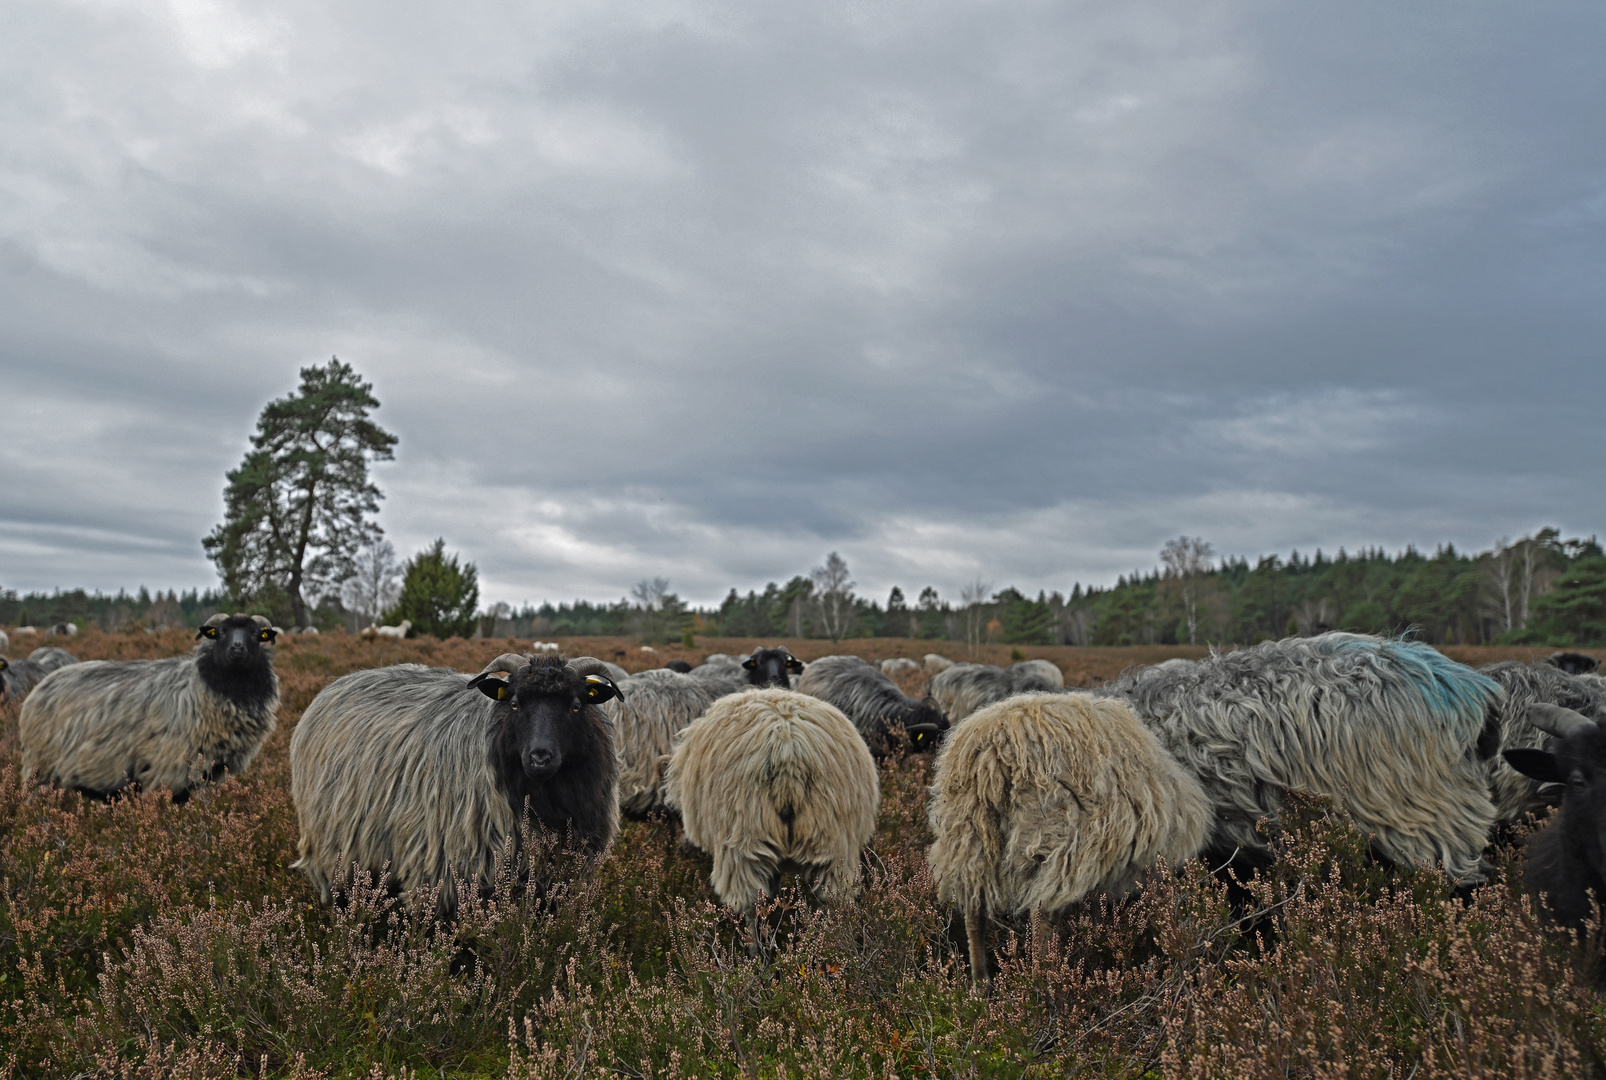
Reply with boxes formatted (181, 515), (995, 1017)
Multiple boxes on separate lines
(1546, 651), (1601, 676)
(376, 619), (412, 639)
(640, 646), (657, 655)
(289, 653), (621, 913)
(20, 614), (280, 803)
(0, 656), (51, 704)
(688, 661), (750, 698)
(14, 626), (37, 636)
(796, 655), (947, 755)
(1477, 660), (1606, 826)
(359, 624), (379, 641)
(742, 646), (806, 688)
(702, 653), (739, 666)
(1504, 703), (1606, 961)
(880, 658), (920, 675)
(664, 688), (879, 943)
(48, 622), (77, 636)
(924, 653), (955, 673)
(664, 659), (693, 673)
(603, 668), (716, 818)
(1101, 633), (1501, 882)
(532, 641), (561, 653)
(929, 661), (1063, 723)
(928, 692), (1212, 985)
(28, 647), (79, 673)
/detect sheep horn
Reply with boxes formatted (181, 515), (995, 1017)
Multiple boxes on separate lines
(201, 614), (229, 629)
(1527, 703), (1596, 739)
(567, 657), (625, 702)
(250, 615), (273, 629)
(478, 653), (532, 676)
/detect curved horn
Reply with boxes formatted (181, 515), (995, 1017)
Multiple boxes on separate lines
(250, 615), (273, 629)
(478, 653), (532, 676)
(202, 613), (229, 628)
(1527, 702), (1596, 740)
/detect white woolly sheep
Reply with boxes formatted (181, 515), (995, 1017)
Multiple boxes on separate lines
(923, 653), (955, 673)
(20, 614), (279, 803)
(375, 619), (412, 639)
(880, 658), (920, 675)
(927, 692), (1212, 985)
(664, 688), (879, 944)
(289, 653), (621, 913)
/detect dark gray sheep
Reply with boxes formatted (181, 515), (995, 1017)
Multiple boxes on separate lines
(1478, 660), (1606, 826)
(0, 655), (50, 704)
(795, 654), (946, 755)
(19, 614), (279, 802)
(289, 653), (621, 913)
(1098, 633), (1502, 883)
(603, 667), (716, 818)
(28, 647), (80, 673)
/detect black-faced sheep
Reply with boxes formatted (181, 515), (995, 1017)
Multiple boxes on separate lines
(288, 653), (620, 913)
(929, 660), (1063, 723)
(927, 692), (1211, 985)
(19, 614), (279, 803)
(1101, 633), (1502, 883)
(28, 646), (80, 673)
(602, 668), (715, 819)
(663, 659), (693, 673)
(1503, 703), (1606, 967)
(1478, 660), (1606, 827)
(742, 646), (806, 687)
(795, 654), (946, 755)
(664, 688), (879, 945)
(1546, 652), (1601, 676)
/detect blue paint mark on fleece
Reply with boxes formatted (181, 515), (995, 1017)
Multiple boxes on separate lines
(1329, 634), (1500, 721)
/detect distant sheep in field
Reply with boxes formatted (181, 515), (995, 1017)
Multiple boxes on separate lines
(702, 654), (739, 667)
(664, 659), (693, 673)
(689, 647), (804, 699)
(640, 646), (657, 655)
(1546, 651), (1601, 676)
(0, 655), (51, 704)
(1477, 660), (1606, 826)
(929, 661), (1063, 723)
(603, 668), (716, 818)
(375, 620), (412, 639)
(1101, 633), (1502, 883)
(14, 626), (37, 636)
(28, 647), (80, 673)
(359, 624), (379, 641)
(664, 688), (879, 945)
(20, 614), (280, 803)
(48, 622), (77, 636)
(924, 653), (954, 673)
(289, 653), (621, 913)
(532, 642), (561, 654)
(796, 655), (947, 755)
(880, 658), (920, 675)
(928, 692), (1211, 985)
(0, 629), (8, 653)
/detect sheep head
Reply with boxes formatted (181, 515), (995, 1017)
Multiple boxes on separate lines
(468, 654), (622, 780)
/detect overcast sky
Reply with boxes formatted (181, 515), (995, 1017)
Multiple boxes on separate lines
(2, 0), (1603, 608)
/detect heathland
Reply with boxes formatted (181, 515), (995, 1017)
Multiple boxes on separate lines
(1, 631), (1602, 1077)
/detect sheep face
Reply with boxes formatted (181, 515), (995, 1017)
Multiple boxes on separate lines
(194, 614), (277, 706)
(905, 698), (949, 751)
(473, 658), (622, 781)
(743, 647), (804, 687)
(1507, 718), (1606, 899)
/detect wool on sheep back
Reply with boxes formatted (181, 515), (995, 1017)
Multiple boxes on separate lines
(1478, 661), (1606, 826)
(664, 688), (879, 915)
(19, 614), (278, 800)
(603, 668), (716, 818)
(927, 692), (1211, 983)
(930, 661), (1063, 723)
(1103, 633), (1501, 881)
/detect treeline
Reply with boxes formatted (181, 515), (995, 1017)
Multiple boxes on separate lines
(0, 588), (229, 632)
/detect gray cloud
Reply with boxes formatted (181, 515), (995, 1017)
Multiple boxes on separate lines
(1, 0), (1602, 606)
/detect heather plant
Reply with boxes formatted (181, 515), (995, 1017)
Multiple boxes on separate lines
(2, 633), (1605, 1078)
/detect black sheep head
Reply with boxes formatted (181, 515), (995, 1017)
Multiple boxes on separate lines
(470, 653), (622, 781)
(664, 659), (693, 673)
(196, 613), (276, 668)
(1506, 703), (1606, 891)
(742, 647), (804, 687)
(904, 697), (949, 752)
(1547, 652), (1602, 676)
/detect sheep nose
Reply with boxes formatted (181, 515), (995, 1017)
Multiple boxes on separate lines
(525, 748), (555, 773)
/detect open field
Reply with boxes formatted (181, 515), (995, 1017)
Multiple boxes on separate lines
(1, 630), (1603, 1077)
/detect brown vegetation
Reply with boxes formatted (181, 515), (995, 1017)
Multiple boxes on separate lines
(0, 630), (1602, 1077)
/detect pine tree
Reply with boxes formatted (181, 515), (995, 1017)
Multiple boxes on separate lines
(390, 539), (480, 638)
(203, 358), (396, 628)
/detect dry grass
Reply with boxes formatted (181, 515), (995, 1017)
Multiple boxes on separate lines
(0, 630), (1602, 1077)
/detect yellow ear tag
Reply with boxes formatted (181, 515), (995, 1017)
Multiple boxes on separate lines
(496, 685), (509, 701)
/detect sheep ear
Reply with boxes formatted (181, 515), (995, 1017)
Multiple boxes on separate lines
(467, 672), (512, 701)
(1504, 748), (1566, 785)
(786, 655), (806, 674)
(583, 674), (622, 705)
(742, 656), (758, 670)
(0, 658), (7, 671)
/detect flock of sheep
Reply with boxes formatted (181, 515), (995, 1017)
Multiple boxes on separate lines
(4, 622), (1606, 986)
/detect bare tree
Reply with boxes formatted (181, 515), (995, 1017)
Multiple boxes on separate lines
(960, 578), (992, 657)
(811, 552), (855, 643)
(631, 576), (682, 644)
(340, 537), (401, 627)
(1483, 529), (1563, 633)
(1160, 536), (1215, 645)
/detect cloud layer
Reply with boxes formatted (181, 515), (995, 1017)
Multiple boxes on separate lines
(3, 0), (1603, 605)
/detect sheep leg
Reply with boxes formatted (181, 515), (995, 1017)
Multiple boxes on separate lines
(966, 905), (988, 987)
